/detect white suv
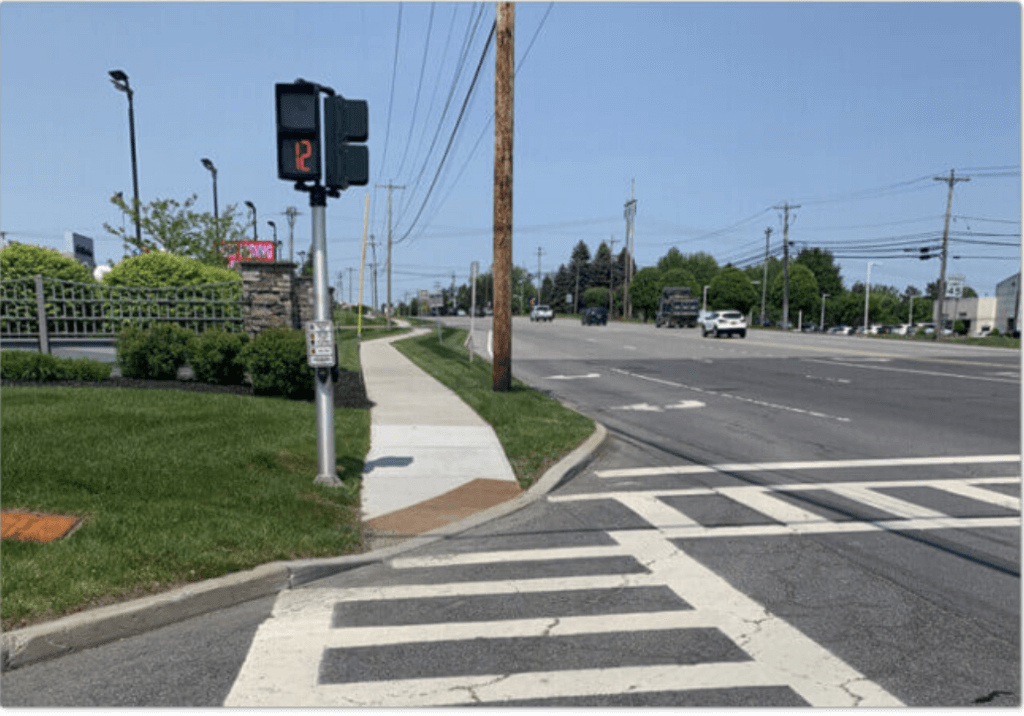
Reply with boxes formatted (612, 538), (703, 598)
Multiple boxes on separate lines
(530, 304), (554, 322)
(701, 310), (746, 338)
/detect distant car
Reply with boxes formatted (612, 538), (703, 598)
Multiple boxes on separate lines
(530, 304), (554, 322)
(801, 323), (820, 333)
(456, 309), (467, 317)
(701, 309), (746, 338)
(750, 317), (773, 328)
(581, 306), (608, 326)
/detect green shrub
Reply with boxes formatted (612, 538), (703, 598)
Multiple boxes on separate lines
(117, 324), (194, 380)
(0, 244), (95, 283)
(0, 351), (36, 379)
(66, 358), (113, 382)
(187, 328), (250, 385)
(103, 252), (240, 288)
(990, 328), (1001, 337)
(0, 352), (111, 382)
(239, 328), (314, 400)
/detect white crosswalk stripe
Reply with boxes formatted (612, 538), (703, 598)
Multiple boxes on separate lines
(227, 456), (1019, 707)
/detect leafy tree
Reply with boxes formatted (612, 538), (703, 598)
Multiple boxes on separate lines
(628, 267), (662, 322)
(583, 286), (608, 309)
(104, 193), (251, 268)
(0, 243), (94, 282)
(656, 247), (685, 273)
(795, 247), (844, 297)
(769, 262), (819, 323)
(103, 252), (240, 287)
(709, 266), (759, 314)
(590, 242), (614, 289)
(679, 251), (720, 291)
(659, 268), (698, 296)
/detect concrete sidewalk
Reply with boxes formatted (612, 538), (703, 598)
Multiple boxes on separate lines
(359, 327), (521, 547)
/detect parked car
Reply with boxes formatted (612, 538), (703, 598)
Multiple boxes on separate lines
(750, 317), (773, 328)
(827, 325), (850, 335)
(530, 304), (554, 322)
(701, 309), (746, 338)
(581, 306), (608, 326)
(801, 323), (820, 333)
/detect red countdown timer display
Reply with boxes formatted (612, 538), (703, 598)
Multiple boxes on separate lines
(276, 83), (321, 181)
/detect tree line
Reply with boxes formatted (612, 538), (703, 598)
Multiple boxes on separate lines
(435, 239), (975, 328)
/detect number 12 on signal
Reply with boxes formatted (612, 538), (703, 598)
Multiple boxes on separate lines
(279, 137), (320, 180)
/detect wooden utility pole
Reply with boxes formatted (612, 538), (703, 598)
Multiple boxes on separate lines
(934, 169), (969, 340)
(493, 1), (514, 392)
(624, 180), (637, 320)
(376, 183), (405, 330)
(760, 226), (772, 326)
(773, 203), (799, 329)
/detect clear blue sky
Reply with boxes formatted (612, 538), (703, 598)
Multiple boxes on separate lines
(1, 2), (1020, 303)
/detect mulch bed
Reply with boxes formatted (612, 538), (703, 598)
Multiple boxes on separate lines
(1, 369), (374, 410)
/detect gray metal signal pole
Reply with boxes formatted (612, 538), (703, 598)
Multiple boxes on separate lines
(310, 186), (340, 485)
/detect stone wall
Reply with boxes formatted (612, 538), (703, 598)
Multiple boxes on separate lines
(238, 262), (334, 337)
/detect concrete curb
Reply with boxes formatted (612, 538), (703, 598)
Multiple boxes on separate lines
(0, 421), (608, 673)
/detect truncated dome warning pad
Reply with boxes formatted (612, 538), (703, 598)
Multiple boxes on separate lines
(1, 511), (83, 543)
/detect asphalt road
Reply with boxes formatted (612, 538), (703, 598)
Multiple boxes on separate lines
(3, 318), (1019, 706)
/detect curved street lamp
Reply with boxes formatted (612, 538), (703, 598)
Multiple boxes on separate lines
(267, 220), (278, 261)
(109, 69), (142, 248)
(244, 201), (258, 240)
(200, 158), (218, 232)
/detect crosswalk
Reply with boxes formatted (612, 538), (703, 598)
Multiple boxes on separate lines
(225, 455), (1020, 707)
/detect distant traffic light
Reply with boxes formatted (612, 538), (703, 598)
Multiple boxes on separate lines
(324, 96), (369, 189)
(276, 83), (321, 182)
(920, 247), (931, 260)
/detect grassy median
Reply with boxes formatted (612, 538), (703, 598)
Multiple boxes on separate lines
(393, 326), (596, 489)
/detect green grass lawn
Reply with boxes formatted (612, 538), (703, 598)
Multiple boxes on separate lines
(0, 387), (368, 629)
(393, 326), (595, 489)
(0, 320), (593, 629)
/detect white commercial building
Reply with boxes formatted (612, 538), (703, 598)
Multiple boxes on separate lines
(994, 272), (1021, 336)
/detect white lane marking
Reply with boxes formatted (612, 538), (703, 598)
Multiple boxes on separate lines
(544, 372), (600, 380)
(930, 481), (1020, 511)
(317, 610), (716, 648)
(828, 485), (947, 520)
(624, 345), (637, 350)
(656, 517), (1020, 541)
(392, 545), (625, 569)
(553, 476), (1020, 502)
(610, 368), (850, 423)
(804, 374), (851, 384)
(229, 663), (791, 708)
(666, 400), (706, 409)
(611, 402), (665, 412)
(805, 358), (1021, 384)
(610, 530), (902, 706)
(594, 454), (1022, 479)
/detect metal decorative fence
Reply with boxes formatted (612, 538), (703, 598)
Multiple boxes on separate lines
(0, 275), (243, 351)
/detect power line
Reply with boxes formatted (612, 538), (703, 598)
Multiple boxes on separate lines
(393, 3), (435, 180)
(396, 19), (496, 246)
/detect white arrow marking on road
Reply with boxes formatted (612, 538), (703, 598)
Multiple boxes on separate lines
(544, 372), (600, 380)
(612, 403), (664, 412)
(665, 400), (705, 410)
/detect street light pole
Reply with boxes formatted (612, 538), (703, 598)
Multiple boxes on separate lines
(864, 262), (879, 335)
(200, 158), (219, 255)
(702, 284), (710, 313)
(109, 70), (142, 248)
(244, 201), (258, 240)
(267, 221), (278, 261)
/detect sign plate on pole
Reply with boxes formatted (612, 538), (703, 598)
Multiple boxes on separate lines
(305, 320), (335, 367)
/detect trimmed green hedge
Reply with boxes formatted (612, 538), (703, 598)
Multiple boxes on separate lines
(187, 328), (250, 385)
(238, 327), (314, 400)
(0, 351), (112, 382)
(116, 324), (193, 380)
